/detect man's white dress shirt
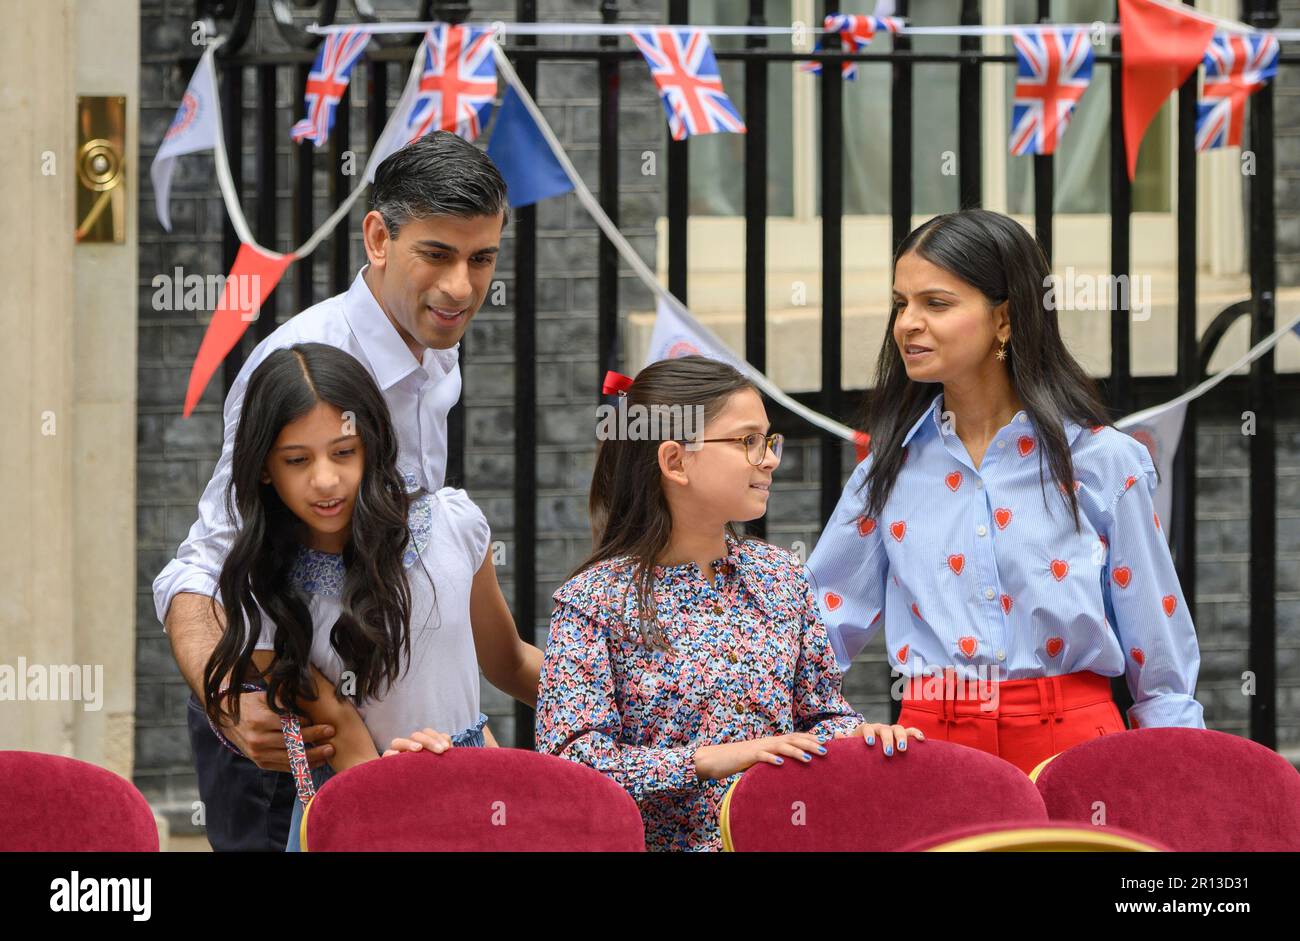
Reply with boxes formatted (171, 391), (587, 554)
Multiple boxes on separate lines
(152, 267), (461, 626)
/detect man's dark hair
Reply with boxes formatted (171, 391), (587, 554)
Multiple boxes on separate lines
(370, 131), (509, 239)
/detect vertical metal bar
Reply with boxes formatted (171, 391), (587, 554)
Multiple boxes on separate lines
(598, 1), (621, 391)
(820, 8), (844, 528)
(958, 0), (982, 208)
(1032, 0), (1053, 261)
(1246, 0), (1279, 749)
(367, 57), (388, 150)
(513, 0), (539, 751)
(1172, 2), (1198, 626)
(745, 0), (768, 541)
(667, 0), (689, 303)
(1108, 9), (1132, 415)
(256, 64), (278, 343)
(330, 84), (351, 294)
(890, 0), (913, 255)
(221, 60), (244, 393)
(294, 61), (314, 318)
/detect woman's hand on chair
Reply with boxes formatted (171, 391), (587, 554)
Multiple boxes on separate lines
(834, 722), (925, 756)
(693, 732), (830, 781)
(382, 728), (454, 757)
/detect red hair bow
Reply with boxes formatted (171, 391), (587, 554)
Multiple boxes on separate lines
(602, 370), (635, 396)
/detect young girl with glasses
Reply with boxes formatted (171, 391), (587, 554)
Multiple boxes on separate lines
(534, 355), (923, 851)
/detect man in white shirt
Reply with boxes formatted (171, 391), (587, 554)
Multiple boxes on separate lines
(154, 132), (509, 850)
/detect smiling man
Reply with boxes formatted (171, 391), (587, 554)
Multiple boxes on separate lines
(152, 132), (509, 850)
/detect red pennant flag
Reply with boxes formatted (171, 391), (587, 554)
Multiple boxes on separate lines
(1119, 0), (1216, 181)
(853, 431), (871, 463)
(182, 243), (295, 417)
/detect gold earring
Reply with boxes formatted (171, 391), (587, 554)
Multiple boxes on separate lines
(995, 339), (1008, 362)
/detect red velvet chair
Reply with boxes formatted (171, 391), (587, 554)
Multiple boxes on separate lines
(1033, 728), (1300, 851)
(899, 819), (1170, 852)
(719, 738), (1048, 851)
(300, 748), (646, 851)
(0, 751), (159, 851)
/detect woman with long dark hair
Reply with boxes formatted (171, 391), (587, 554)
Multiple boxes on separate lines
(534, 356), (922, 851)
(807, 209), (1205, 777)
(202, 342), (541, 850)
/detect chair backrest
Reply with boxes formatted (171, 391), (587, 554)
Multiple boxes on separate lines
(720, 738), (1048, 851)
(899, 819), (1170, 851)
(1033, 728), (1300, 851)
(0, 751), (159, 851)
(301, 748), (646, 851)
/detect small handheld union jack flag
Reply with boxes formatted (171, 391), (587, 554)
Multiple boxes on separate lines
(406, 24), (497, 143)
(630, 29), (746, 141)
(289, 28), (371, 148)
(801, 14), (902, 80)
(1009, 28), (1094, 156)
(1196, 33), (1279, 152)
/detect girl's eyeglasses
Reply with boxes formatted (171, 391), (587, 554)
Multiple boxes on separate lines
(692, 432), (784, 466)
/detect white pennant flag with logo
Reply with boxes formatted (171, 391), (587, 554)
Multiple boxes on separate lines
(1117, 400), (1187, 546)
(644, 295), (744, 369)
(150, 46), (220, 231)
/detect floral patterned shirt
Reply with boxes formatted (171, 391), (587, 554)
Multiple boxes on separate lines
(535, 532), (864, 851)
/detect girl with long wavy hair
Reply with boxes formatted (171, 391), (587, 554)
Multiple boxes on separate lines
(807, 209), (1205, 777)
(534, 356), (923, 851)
(202, 343), (541, 850)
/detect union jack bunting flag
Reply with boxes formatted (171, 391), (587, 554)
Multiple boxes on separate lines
(407, 24), (497, 143)
(629, 29), (746, 140)
(1009, 28), (1094, 156)
(1196, 32), (1279, 152)
(289, 28), (371, 147)
(801, 14), (903, 80)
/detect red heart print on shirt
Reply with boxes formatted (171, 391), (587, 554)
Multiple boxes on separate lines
(945, 471), (963, 492)
(1154, 512), (1161, 530)
(870, 611), (882, 626)
(1017, 435), (1036, 457)
(948, 554), (965, 575)
(1045, 637), (1064, 657)
(1112, 566), (1132, 589)
(1162, 595), (1177, 617)
(994, 508), (1013, 530)
(897, 644), (909, 664)
(1131, 647), (1146, 666)
(1000, 594), (1013, 615)
(1090, 425), (1104, 434)
(958, 636), (978, 658)
(911, 602), (922, 619)
(857, 516), (877, 537)
(890, 521), (906, 542)
(1050, 559), (1069, 581)
(824, 592), (843, 611)
(1124, 475), (1137, 491)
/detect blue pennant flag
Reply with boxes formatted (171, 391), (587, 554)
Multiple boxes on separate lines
(486, 87), (574, 209)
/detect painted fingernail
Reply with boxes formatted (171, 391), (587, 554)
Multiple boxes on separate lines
(774, 757), (784, 764)
(817, 746), (827, 754)
(899, 740), (907, 750)
(802, 752), (812, 761)
(884, 745), (893, 756)
(866, 736), (875, 745)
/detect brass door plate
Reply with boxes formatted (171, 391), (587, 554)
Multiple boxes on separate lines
(76, 95), (127, 244)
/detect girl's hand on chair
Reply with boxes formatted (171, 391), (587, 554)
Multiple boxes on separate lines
(382, 728), (454, 757)
(834, 722), (925, 756)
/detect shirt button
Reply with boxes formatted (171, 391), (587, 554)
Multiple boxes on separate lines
(996, 440), (1007, 449)
(1018, 414), (1028, 424)
(977, 525), (988, 537)
(996, 650), (1006, 661)
(983, 588), (995, 600)
(975, 480), (984, 490)
(712, 605), (725, 616)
